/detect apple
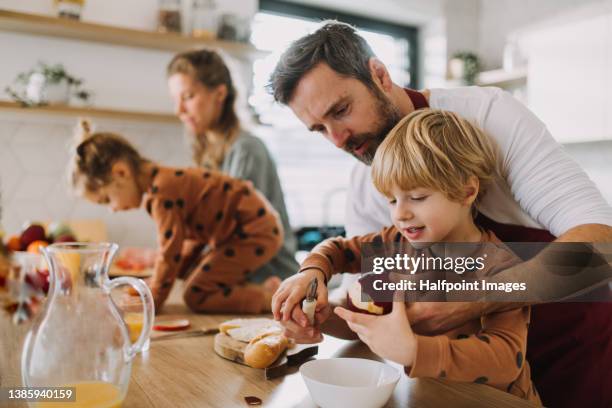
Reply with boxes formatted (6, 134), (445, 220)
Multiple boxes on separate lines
(24, 268), (50, 295)
(48, 222), (74, 241)
(27, 240), (49, 254)
(6, 235), (22, 251)
(54, 234), (77, 243)
(0, 255), (8, 288)
(20, 224), (46, 250)
(346, 272), (392, 316)
(38, 269), (50, 294)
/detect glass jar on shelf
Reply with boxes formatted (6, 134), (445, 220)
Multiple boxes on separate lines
(158, 0), (182, 34)
(218, 13), (252, 43)
(191, 0), (218, 39)
(54, 0), (86, 20)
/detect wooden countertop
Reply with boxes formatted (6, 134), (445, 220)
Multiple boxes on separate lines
(1, 284), (536, 407)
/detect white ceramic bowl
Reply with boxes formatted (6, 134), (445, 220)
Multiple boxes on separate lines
(300, 358), (400, 408)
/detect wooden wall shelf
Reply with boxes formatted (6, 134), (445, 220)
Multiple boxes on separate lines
(0, 9), (263, 58)
(476, 68), (527, 88)
(0, 100), (179, 123)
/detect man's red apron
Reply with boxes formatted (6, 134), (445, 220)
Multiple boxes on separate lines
(476, 213), (612, 408)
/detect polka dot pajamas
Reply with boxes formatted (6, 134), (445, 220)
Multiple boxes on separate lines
(143, 166), (283, 313)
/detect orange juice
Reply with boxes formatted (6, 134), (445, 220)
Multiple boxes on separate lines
(36, 381), (123, 407)
(124, 312), (144, 343)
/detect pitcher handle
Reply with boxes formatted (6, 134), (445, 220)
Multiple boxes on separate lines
(107, 277), (155, 360)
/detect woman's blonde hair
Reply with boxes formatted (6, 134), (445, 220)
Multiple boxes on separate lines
(372, 109), (499, 204)
(70, 119), (149, 193)
(167, 49), (239, 169)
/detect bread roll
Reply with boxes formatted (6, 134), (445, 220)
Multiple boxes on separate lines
(219, 318), (279, 338)
(215, 318), (288, 369)
(243, 332), (288, 369)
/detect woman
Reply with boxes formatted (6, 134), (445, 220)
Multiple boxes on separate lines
(167, 49), (298, 284)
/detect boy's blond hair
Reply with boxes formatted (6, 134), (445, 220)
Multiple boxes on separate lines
(70, 119), (149, 193)
(372, 109), (498, 204)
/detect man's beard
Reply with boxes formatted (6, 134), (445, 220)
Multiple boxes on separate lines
(344, 87), (402, 165)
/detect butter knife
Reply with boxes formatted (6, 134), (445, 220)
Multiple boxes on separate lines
(302, 277), (318, 325)
(152, 327), (220, 341)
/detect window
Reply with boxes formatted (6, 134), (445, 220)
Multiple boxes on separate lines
(249, 0), (418, 228)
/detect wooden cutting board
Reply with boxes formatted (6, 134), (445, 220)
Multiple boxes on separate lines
(213, 332), (318, 379)
(214, 332), (248, 366)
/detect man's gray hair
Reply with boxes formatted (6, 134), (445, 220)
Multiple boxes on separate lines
(268, 20), (377, 105)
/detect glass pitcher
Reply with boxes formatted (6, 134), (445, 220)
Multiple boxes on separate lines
(21, 243), (154, 407)
(8, 251), (46, 325)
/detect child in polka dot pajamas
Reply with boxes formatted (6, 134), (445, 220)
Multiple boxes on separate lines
(273, 110), (541, 404)
(70, 120), (283, 313)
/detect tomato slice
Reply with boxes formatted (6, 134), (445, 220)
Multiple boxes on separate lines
(153, 319), (191, 331)
(115, 259), (131, 269)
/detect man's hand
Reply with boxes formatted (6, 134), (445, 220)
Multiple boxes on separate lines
(334, 300), (417, 367)
(557, 223), (612, 243)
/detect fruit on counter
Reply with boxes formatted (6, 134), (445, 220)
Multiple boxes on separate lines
(36, 272), (50, 294)
(47, 222), (75, 241)
(346, 272), (392, 316)
(27, 240), (49, 254)
(6, 235), (22, 252)
(3, 222), (79, 252)
(20, 224), (47, 250)
(0, 252), (9, 289)
(25, 268), (50, 295)
(54, 234), (77, 243)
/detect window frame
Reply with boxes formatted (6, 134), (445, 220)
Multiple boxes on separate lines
(259, 0), (420, 88)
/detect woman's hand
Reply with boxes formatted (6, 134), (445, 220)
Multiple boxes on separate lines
(334, 298), (417, 367)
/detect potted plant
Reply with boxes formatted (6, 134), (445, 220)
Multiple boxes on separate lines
(5, 62), (92, 106)
(448, 52), (481, 85)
